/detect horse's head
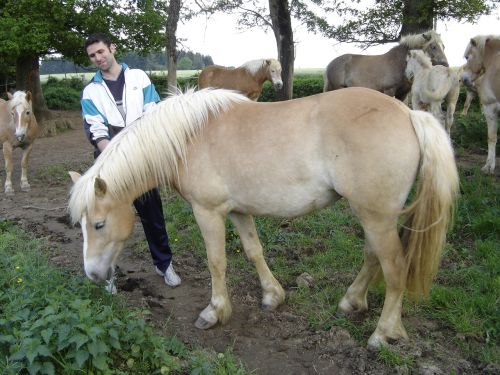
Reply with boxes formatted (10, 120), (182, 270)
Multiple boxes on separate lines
(405, 50), (432, 81)
(8, 91), (34, 143)
(69, 171), (135, 283)
(265, 59), (283, 90)
(462, 36), (489, 88)
(421, 31), (448, 67)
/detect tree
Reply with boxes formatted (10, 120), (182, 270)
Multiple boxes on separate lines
(166, 0), (181, 90)
(0, 0), (166, 123)
(306, 0), (495, 45)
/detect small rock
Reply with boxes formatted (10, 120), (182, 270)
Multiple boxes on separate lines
(296, 272), (314, 288)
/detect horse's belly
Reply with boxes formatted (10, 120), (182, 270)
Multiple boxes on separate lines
(230, 185), (339, 217)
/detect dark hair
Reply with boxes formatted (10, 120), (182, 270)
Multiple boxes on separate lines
(84, 32), (113, 50)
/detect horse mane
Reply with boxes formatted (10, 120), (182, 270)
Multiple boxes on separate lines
(241, 58), (279, 76)
(410, 50), (432, 69)
(400, 30), (442, 49)
(69, 88), (250, 224)
(468, 34), (500, 56)
(9, 91), (31, 109)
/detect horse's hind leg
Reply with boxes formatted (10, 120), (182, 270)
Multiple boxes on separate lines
(229, 212), (285, 310)
(348, 208), (408, 349)
(3, 141), (14, 195)
(20, 143), (33, 191)
(481, 106), (498, 174)
(338, 243), (380, 315)
(191, 205), (232, 329)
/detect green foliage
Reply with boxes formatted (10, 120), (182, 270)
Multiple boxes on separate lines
(41, 77), (84, 110)
(377, 346), (415, 369)
(259, 75), (324, 102)
(0, 225), (249, 374)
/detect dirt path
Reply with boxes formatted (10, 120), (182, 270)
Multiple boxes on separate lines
(0, 127), (496, 374)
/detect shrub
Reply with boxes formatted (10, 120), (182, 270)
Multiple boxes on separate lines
(42, 77), (85, 110)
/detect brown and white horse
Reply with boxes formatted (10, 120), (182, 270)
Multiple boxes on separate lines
(0, 91), (38, 195)
(69, 88), (458, 349)
(324, 30), (448, 101)
(462, 35), (500, 174)
(198, 58), (283, 101)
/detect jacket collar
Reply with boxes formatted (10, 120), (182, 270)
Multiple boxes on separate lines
(92, 63), (129, 83)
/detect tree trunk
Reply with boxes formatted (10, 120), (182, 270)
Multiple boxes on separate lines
(166, 0), (181, 91)
(16, 54), (52, 122)
(400, 0), (435, 37)
(269, 0), (294, 101)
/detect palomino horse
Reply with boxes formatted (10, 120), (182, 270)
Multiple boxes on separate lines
(69, 88), (458, 349)
(198, 58), (283, 101)
(462, 35), (500, 174)
(0, 91), (38, 195)
(405, 50), (461, 134)
(323, 30), (448, 100)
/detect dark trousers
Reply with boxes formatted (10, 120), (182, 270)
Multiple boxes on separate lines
(133, 189), (173, 273)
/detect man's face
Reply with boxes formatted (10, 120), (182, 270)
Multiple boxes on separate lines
(86, 41), (116, 71)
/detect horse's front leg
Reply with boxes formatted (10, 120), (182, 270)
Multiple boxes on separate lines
(192, 205), (231, 330)
(229, 212), (285, 310)
(481, 105), (498, 174)
(20, 143), (33, 191)
(3, 141), (14, 195)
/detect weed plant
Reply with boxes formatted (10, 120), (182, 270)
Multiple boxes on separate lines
(0, 221), (249, 374)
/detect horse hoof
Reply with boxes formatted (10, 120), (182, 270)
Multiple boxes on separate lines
(195, 316), (216, 330)
(21, 185), (30, 192)
(261, 303), (276, 312)
(5, 189), (14, 196)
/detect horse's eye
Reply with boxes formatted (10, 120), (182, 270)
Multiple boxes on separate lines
(95, 221), (105, 230)
(25, 110), (30, 115)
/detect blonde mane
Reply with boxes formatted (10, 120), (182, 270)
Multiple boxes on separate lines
(467, 34), (500, 57)
(241, 58), (279, 75)
(9, 91), (31, 110)
(69, 88), (249, 223)
(400, 30), (443, 49)
(409, 50), (432, 70)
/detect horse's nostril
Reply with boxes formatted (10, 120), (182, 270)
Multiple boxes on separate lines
(89, 272), (99, 281)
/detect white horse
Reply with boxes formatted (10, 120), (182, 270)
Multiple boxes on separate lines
(405, 50), (461, 134)
(462, 35), (500, 174)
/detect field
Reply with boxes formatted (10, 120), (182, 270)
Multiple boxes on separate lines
(0, 89), (499, 373)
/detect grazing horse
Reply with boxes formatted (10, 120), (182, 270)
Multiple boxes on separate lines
(198, 58), (283, 101)
(0, 91), (38, 195)
(323, 30), (449, 100)
(68, 88), (458, 349)
(462, 35), (500, 174)
(405, 50), (461, 134)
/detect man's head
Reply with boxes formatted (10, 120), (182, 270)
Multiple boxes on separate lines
(84, 33), (118, 72)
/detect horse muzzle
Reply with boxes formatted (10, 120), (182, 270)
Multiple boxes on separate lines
(16, 134), (26, 142)
(273, 81), (283, 90)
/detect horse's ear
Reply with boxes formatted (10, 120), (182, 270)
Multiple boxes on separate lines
(68, 171), (81, 184)
(25, 91), (32, 103)
(470, 38), (477, 47)
(422, 33), (431, 41)
(94, 177), (107, 197)
(265, 59), (271, 65)
(7, 92), (13, 100)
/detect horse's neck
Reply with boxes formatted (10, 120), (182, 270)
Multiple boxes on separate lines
(252, 65), (268, 84)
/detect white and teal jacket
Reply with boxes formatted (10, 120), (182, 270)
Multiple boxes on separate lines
(81, 63), (160, 148)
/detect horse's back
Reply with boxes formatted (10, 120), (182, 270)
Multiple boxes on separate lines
(180, 88), (419, 216)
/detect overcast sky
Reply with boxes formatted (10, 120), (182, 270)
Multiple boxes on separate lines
(177, 7), (500, 69)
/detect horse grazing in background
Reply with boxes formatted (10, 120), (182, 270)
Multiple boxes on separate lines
(462, 34), (500, 174)
(405, 50), (461, 134)
(198, 58), (283, 101)
(69, 88), (458, 350)
(323, 30), (448, 100)
(0, 91), (39, 195)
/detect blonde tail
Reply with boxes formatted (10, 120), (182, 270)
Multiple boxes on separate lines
(402, 110), (459, 300)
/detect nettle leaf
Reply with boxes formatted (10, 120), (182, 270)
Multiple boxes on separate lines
(0, 334), (15, 344)
(41, 328), (53, 344)
(92, 354), (108, 371)
(74, 350), (89, 368)
(41, 361), (55, 375)
(26, 361), (42, 375)
(68, 334), (88, 350)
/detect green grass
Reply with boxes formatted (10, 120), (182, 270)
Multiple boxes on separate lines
(0, 221), (250, 374)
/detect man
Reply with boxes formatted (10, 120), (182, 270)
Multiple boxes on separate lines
(80, 32), (181, 292)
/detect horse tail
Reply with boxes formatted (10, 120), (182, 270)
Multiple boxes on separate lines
(401, 110), (459, 300)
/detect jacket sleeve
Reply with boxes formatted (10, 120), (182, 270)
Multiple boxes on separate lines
(140, 71), (161, 113)
(81, 90), (110, 144)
